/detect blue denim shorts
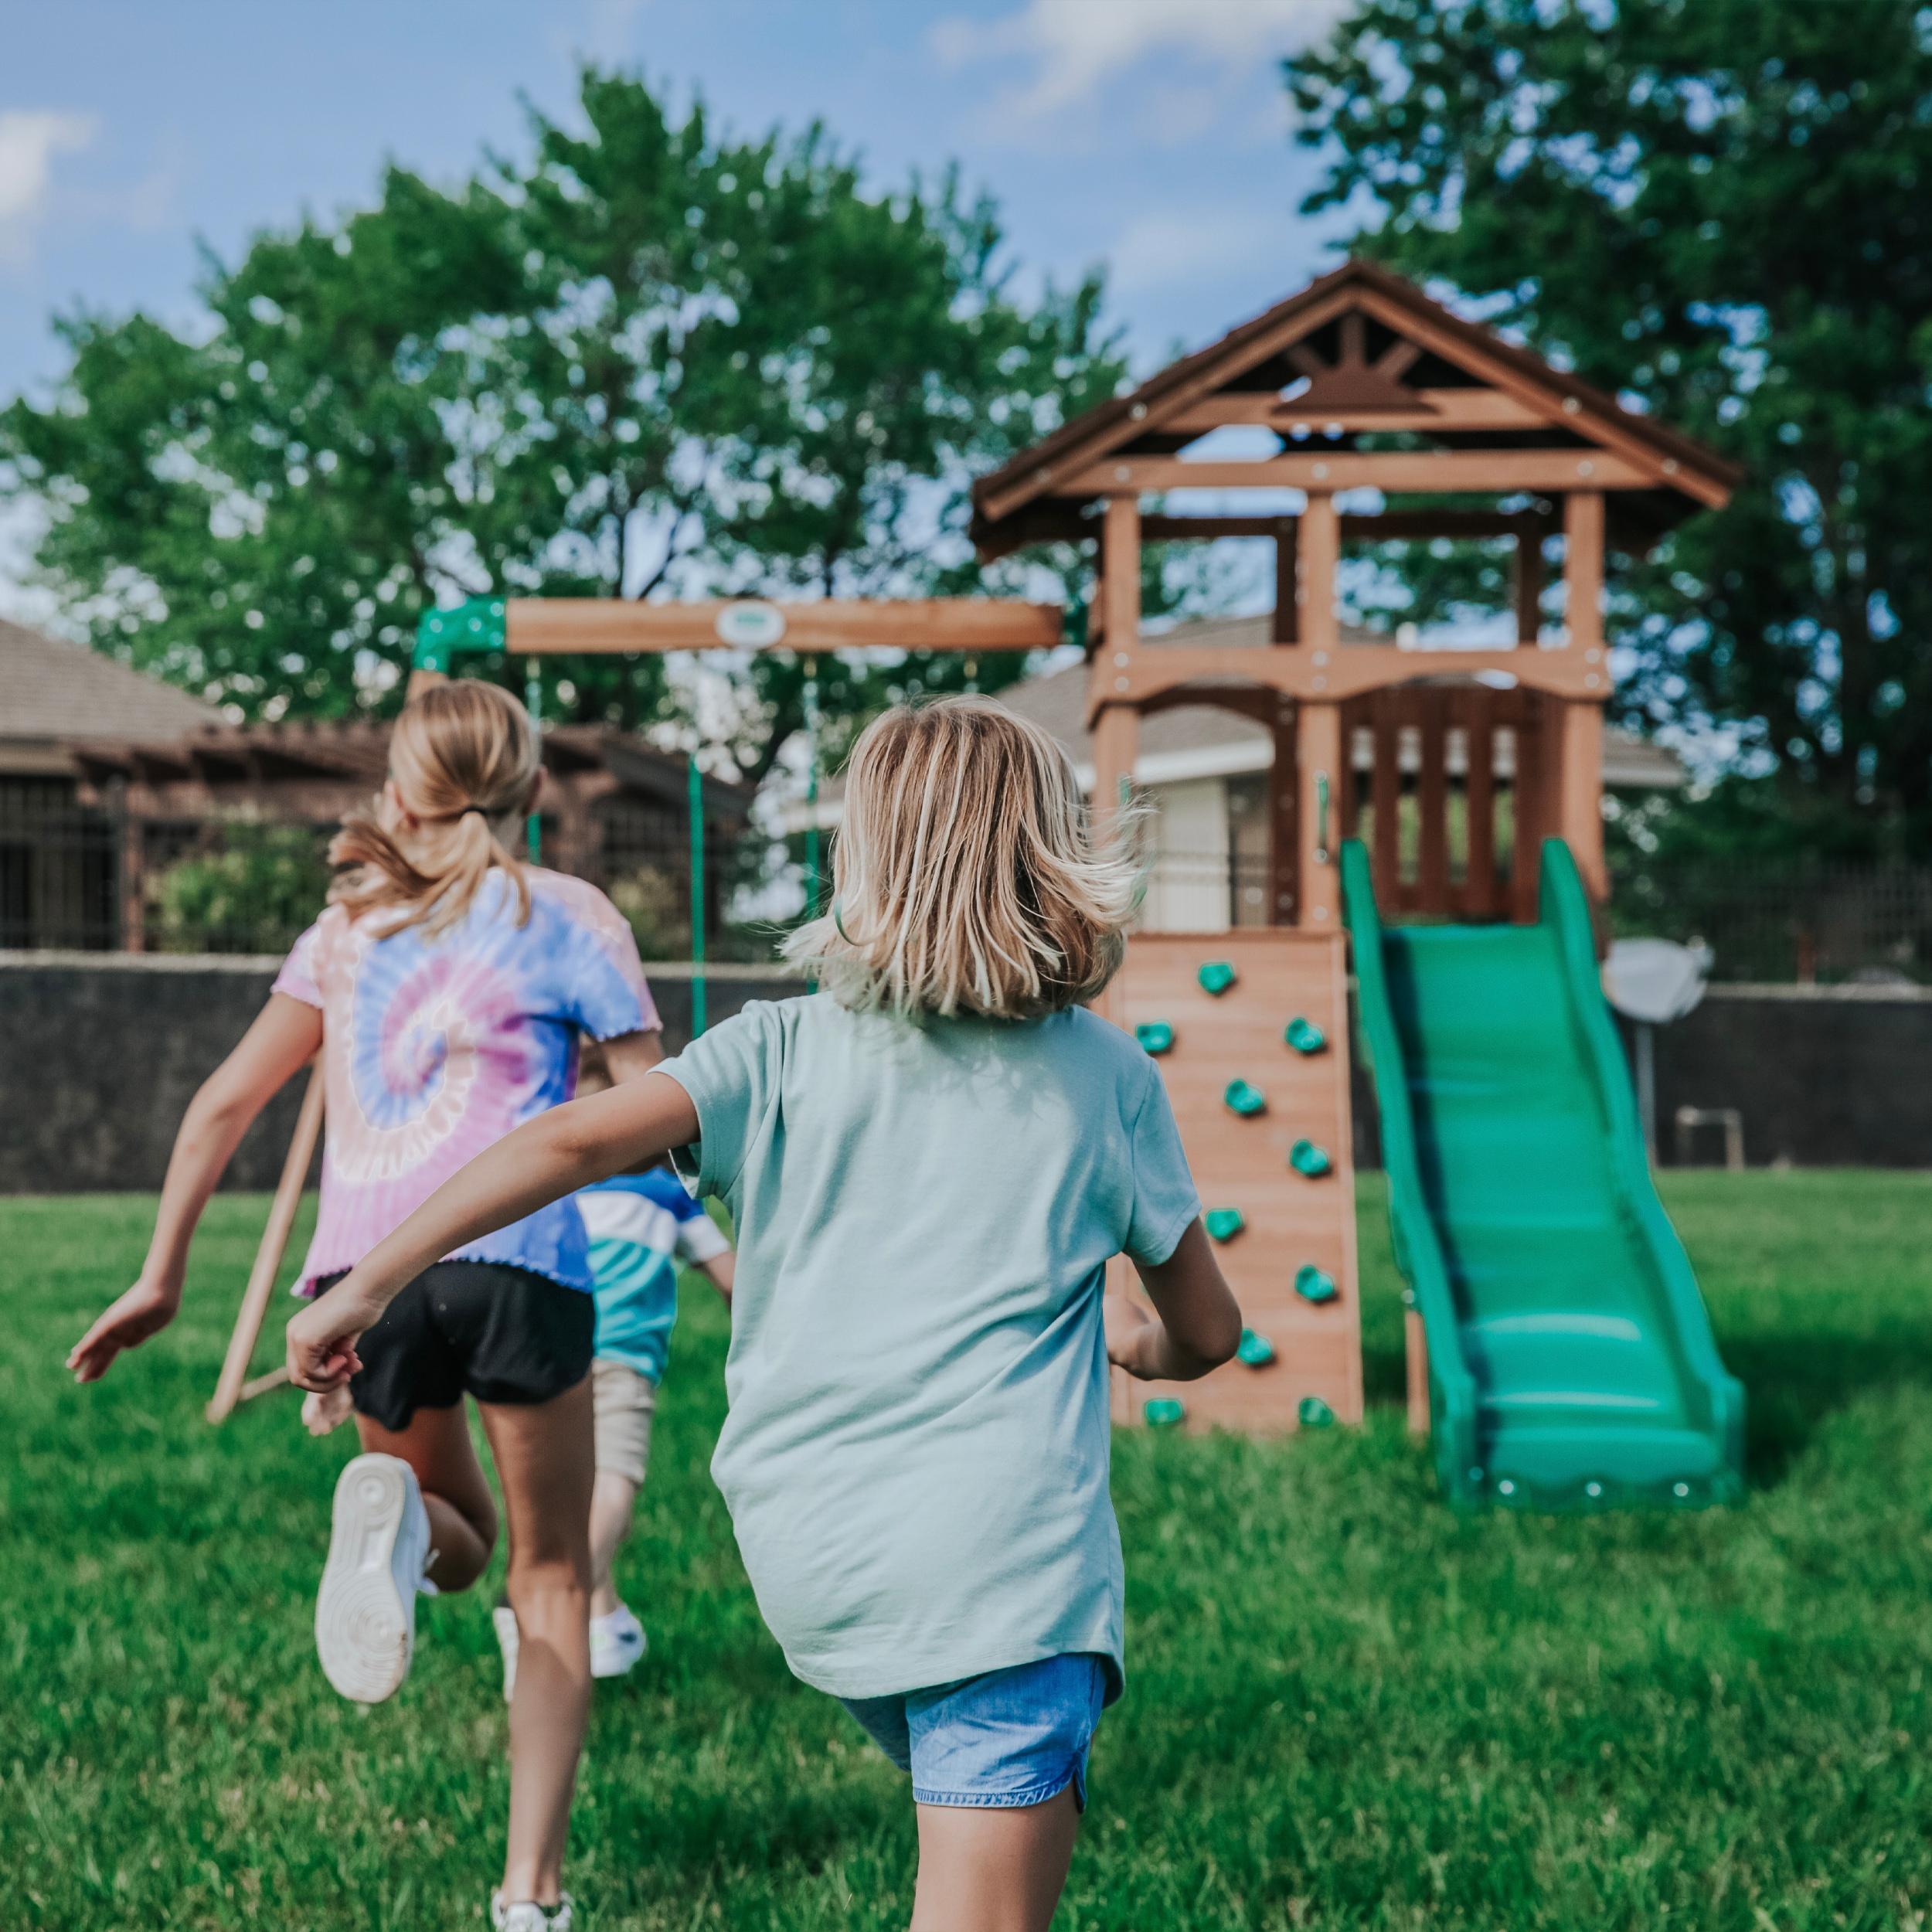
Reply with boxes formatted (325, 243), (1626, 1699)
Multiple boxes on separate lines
(840, 1653), (1108, 1811)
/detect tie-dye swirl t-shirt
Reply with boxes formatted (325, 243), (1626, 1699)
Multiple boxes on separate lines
(273, 866), (659, 1295)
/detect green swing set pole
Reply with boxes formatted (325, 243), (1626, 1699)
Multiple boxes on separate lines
(525, 657), (543, 862)
(688, 754), (707, 1039)
(802, 658), (823, 916)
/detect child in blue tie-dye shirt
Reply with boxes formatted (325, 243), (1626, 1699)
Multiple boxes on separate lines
(494, 1046), (733, 1696)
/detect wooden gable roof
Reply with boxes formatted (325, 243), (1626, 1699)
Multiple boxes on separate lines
(971, 257), (1739, 556)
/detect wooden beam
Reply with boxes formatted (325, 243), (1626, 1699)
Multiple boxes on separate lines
(503, 597), (1062, 656)
(985, 506), (1553, 549)
(1417, 690), (1450, 911)
(1087, 642), (1600, 720)
(1160, 389), (1548, 434)
(1349, 284), (1731, 509)
(1301, 492), (1340, 651)
(975, 286), (1360, 523)
(1060, 451), (1656, 496)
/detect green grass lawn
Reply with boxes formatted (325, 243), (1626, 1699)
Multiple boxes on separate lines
(6, 1172), (1932, 1930)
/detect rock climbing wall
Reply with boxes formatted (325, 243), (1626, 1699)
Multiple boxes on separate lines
(1108, 930), (1362, 1434)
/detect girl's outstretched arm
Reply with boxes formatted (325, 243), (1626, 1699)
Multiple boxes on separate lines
(1107, 1221), (1243, 1383)
(69, 993), (323, 1384)
(285, 1071), (699, 1392)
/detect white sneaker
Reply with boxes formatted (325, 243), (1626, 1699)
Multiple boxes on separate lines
(492, 1890), (574, 1930)
(494, 1602), (520, 1704)
(590, 1604), (647, 1679)
(315, 1453), (431, 1704)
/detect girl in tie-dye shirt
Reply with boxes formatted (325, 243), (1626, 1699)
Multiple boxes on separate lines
(69, 682), (657, 1930)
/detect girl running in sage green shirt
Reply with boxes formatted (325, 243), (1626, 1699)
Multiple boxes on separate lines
(289, 696), (1243, 1932)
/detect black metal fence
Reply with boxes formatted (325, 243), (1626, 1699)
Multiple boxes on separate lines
(1608, 859), (1932, 985)
(0, 784), (790, 963)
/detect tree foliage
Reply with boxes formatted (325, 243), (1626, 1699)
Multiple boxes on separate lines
(1287, 0), (1932, 847)
(0, 72), (1137, 783)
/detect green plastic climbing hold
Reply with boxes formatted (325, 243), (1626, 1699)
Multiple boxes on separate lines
(1236, 1328), (1276, 1367)
(1294, 1264), (1338, 1304)
(1298, 1395), (1337, 1428)
(1224, 1078), (1267, 1117)
(1197, 961), (1236, 996)
(1284, 1015), (1327, 1056)
(1204, 1208), (1246, 1243)
(1144, 1398), (1186, 1428)
(1289, 1138), (1332, 1178)
(1134, 1021), (1175, 1056)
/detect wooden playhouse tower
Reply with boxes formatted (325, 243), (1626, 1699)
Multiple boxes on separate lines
(971, 259), (1738, 1435)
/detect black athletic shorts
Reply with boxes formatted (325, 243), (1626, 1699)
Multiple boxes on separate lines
(311, 1260), (594, 1432)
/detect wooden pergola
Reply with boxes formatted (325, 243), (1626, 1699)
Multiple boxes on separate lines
(971, 257), (1739, 933)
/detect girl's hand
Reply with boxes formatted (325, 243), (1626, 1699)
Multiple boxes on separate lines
(285, 1287), (377, 1393)
(68, 1277), (182, 1383)
(1104, 1291), (1158, 1379)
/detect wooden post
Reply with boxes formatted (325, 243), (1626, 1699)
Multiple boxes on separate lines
(1092, 494), (1143, 1022)
(207, 1059), (325, 1423)
(1370, 692), (1400, 896)
(1300, 492), (1339, 650)
(1558, 491), (1607, 905)
(1272, 515), (1299, 644)
(1405, 1306), (1430, 1437)
(1563, 490), (1605, 654)
(1298, 699), (1343, 930)
(1461, 690), (1498, 919)
(1417, 691), (1450, 914)
(1560, 698), (1607, 902)
(1268, 696), (1298, 925)
(1513, 512), (1546, 647)
(1294, 492), (1343, 929)
(117, 800), (145, 954)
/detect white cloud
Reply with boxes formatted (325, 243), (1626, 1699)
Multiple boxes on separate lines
(0, 109), (97, 227)
(931, 0), (1349, 118)
(1108, 207), (1265, 294)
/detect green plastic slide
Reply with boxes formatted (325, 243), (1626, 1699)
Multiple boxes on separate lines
(1342, 838), (1744, 1509)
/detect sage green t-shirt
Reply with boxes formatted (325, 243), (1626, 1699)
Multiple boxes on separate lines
(658, 994), (1199, 1703)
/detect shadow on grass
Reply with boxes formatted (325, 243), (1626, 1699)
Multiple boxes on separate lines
(1725, 1329), (1932, 1483)
(1358, 1299), (1932, 1492)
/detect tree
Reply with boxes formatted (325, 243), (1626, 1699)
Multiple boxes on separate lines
(0, 70), (1131, 783)
(1286, 0), (1932, 848)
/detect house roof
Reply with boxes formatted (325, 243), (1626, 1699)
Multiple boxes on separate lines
(971, 257), (1740, 554)
(0, 621), (223, 766)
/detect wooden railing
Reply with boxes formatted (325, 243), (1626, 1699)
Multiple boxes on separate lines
(1336, 683), (1557, 923)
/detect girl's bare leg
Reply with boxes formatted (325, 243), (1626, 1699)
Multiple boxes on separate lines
(909, 1786), (1080, 1932)
(588, 1469), (639, 1620)
(479, 1376), (595, 1910)
(352, 1404), (498, 1591)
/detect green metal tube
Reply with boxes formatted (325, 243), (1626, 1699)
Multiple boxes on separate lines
(688, 754), (707, 1038)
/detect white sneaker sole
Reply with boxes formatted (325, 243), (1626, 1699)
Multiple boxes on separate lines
(316, 1454), (423, 1704)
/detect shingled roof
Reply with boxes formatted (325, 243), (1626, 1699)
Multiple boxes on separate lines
(2, 621), (222, 747)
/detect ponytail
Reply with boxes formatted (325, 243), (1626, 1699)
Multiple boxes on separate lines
(328, 682), (539, 937)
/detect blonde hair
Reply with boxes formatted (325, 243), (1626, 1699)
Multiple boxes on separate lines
(329, 680), (539, 937)
(784, 695), (1140, 1019)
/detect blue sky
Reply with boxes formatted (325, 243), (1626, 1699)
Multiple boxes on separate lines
(0, 0), (1360, 617)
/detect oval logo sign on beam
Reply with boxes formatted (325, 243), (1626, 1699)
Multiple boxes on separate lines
(714, 600), (788, 649)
